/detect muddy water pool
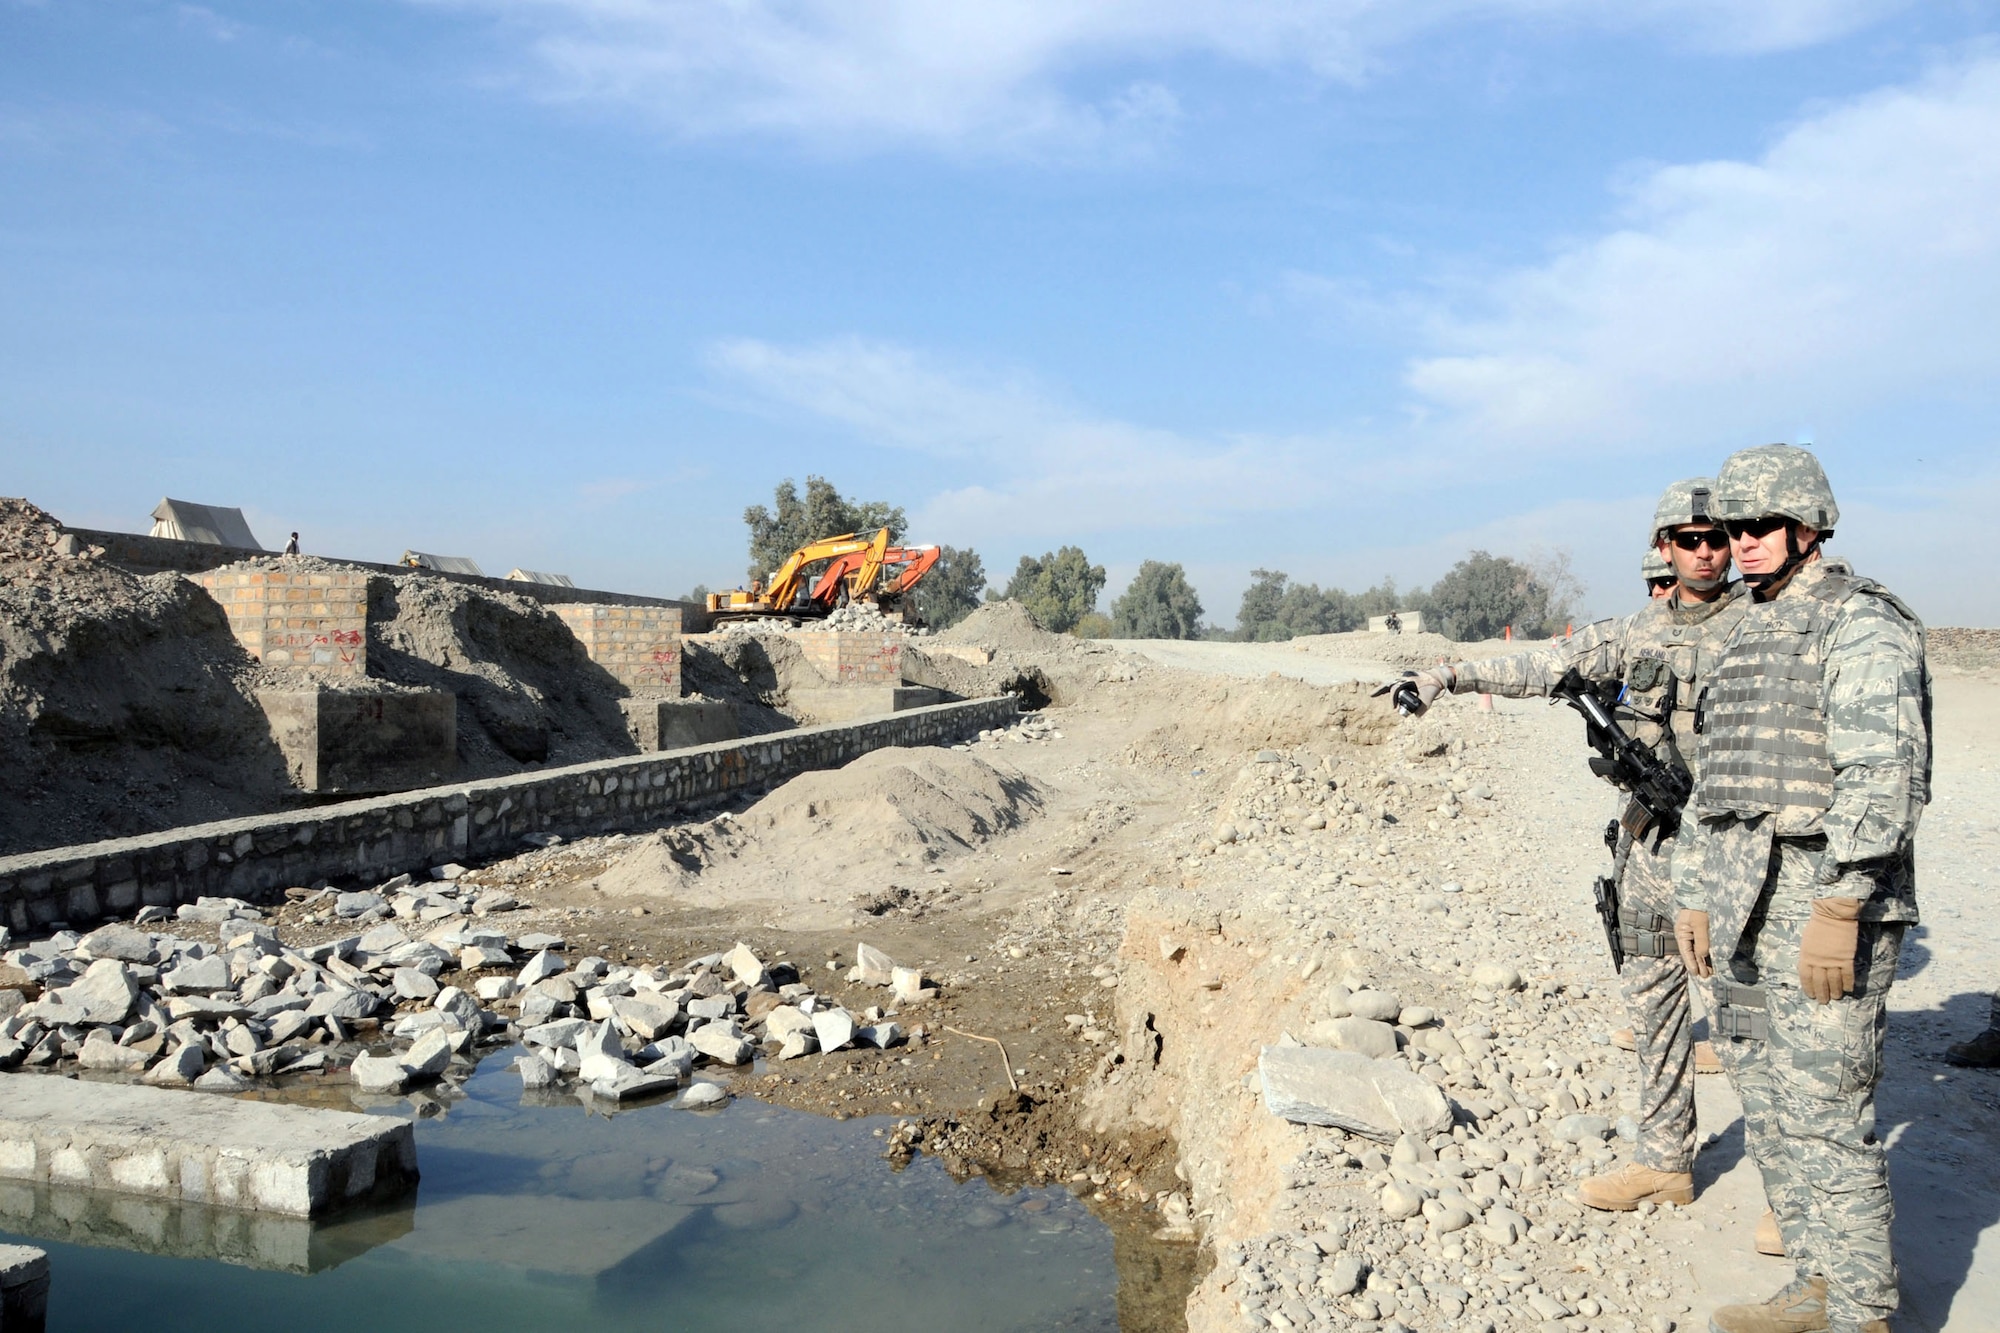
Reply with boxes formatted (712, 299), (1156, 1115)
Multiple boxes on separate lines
(1, 1049), (1139, 1331)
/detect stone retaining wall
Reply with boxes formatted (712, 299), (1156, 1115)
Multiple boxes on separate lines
(0, 697), (1017, 934)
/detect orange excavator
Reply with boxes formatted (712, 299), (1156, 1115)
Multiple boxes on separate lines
(811, 542), (939, 611)
(705, 529), (940, 623)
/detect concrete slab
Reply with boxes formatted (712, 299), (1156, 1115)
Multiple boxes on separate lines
(391, 1194), (699, 1278)
(0, 1241), (49, 1329)
(788, 686), (941, 724)
(257, 687), (456, 793)
(0, 1075), (417, 1218)
(620, 698), (737, 752)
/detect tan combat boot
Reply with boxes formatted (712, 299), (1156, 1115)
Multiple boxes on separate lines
(1756, 1208), (1786, 1256)
(1578, 1161), (1695, 1210)
(1706, 1276), (1828, 1333)
(1611, 1027), (1637, 1051)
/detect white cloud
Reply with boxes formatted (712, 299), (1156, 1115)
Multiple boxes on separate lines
(707, 335), (1346, 542)
(413, 0), (1905, 153)
(1402, 53), (2000, 455)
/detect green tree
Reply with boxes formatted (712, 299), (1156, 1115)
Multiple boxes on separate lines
(911, 545), (986, 629)
(743, 476), (906, 582)
(1071, 611), (1115, 639)
(1233, 569), (1368, 640)
(1001, 546), (1107, 633)
(1111, 560), (1205, 639)
(1426, 550), (1559, 641)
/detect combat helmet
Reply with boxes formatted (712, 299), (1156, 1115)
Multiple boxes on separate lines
(1651, 476), (1719, 542)
(1642, 547), (1671, 581)
(1652, 475), (1728, 591)
(1714, 444), (1838, 533)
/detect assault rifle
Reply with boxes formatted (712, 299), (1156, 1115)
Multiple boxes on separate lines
(1551, 667), (1694, 973)
(1550, 667), (1692, 843)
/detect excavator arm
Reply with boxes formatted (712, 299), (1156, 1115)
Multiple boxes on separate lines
(808, 542), (941, 610)
(707, 529), (891, 619)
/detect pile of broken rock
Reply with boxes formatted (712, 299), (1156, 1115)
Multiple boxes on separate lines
(0, 897), (936, 1107)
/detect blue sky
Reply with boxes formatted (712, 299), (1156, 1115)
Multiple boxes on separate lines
(4, 0), (1999, 624)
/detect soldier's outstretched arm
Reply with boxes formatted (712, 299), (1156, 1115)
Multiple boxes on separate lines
(1446, 616), (1629, 701)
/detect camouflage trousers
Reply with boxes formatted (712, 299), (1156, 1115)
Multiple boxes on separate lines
(1716, 909), (1904, 1332)
(1616, 833), (1698, 1173)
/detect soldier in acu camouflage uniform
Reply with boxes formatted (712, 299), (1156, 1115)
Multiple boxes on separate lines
(1676, 445), (1930, 1333)
(1646, 546), (1678, 600)
(1379, 479), (1750, 1217)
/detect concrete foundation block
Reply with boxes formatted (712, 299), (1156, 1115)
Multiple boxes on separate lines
(0, 1077), (418, 1219)
(620, 699), (738, 752)
(0, 1242), (49, 1330)
(258, 688), (456, 794)
(788, 686), (942, 724)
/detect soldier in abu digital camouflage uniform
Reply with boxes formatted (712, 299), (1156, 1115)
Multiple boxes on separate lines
(1380, 478), (1748, 1215)
(1675, 445), (1929, 1333)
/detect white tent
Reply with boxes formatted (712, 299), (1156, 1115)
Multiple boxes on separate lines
(402, 551), (485, 577)
(149, 498), (264, 550)
(507, 569), (576, 587)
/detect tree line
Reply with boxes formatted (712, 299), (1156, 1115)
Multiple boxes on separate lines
(721, 476), (1581, 641)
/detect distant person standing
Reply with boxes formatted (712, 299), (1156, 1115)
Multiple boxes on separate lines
(283, 532), (299, 556)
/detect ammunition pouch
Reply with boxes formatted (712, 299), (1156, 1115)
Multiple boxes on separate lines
(1615, 902), (1674, 959)
(1713, 979), (1769, 1042)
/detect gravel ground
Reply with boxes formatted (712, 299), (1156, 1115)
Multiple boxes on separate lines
(1101, 638), (1999, 1333)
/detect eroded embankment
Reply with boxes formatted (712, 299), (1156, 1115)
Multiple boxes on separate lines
(1081, 697), (1724, 1332)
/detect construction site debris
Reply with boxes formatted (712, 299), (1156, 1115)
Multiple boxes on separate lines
(0, 879), (943, 1104)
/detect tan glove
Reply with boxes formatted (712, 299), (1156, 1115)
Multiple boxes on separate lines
(1800, 896), (1862, 1003)
(1675, 909), (1712, 978)
(1372, 666), (1455, 716)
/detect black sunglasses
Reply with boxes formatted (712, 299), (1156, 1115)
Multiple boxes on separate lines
(1722, 516), (1790, 540)
(1668, 528), (1729, 551)
(1647, 577), (1677, 590)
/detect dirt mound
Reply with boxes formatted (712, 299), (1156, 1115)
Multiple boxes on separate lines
(908, 599), (1138, 708)
(0, 560), (294, 855)
(937, 600), (1067, 654)
(365, 574), (636, 769)
(594, 747), (1046, 920)
(744, 746), (1044, 857)
(0, 497), (80, 572)
(1932, 627), (2000, 672)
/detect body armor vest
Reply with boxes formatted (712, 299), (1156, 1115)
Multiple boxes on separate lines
(1615, 586), (1745, 781)
(1695, 565), (1928, 833)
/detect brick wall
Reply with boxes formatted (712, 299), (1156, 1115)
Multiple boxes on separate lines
(194, 569), (369, 675)
(0, 696), (1018, 933)
(792, 630), (905, 686)
(550, 604), (683, 695)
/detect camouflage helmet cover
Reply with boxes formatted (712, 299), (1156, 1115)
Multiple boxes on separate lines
(1642, 547), (1672, 580)
(1652, 476), (1719, 541)
(1714, 444), (1839, 531)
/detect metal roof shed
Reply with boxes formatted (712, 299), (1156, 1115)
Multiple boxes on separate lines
(506, 569), (576, 587)
(401, 551), (485, 576)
